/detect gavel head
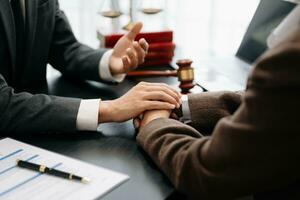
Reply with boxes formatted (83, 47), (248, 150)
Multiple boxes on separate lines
(176, 59), (195, 94)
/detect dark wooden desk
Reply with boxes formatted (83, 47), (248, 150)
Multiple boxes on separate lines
(9, 67), (203, 200)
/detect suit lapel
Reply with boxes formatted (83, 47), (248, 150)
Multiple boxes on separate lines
(0, 0), (17, 71)
(24, 0), (37, 66)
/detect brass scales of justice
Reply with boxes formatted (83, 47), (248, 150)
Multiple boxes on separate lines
(98, 0), (163, 30)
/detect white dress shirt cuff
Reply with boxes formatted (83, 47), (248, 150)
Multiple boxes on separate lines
(76, 99), (100, 131)
(99, 49), (126, 83)
(181, 95), (192, 124)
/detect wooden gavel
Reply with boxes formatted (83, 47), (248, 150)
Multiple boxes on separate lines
(127, 59), (195, 94)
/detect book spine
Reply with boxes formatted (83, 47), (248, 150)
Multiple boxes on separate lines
(139, 59), (172, 67)
(146, 51), (174, 60)
(148, 43), (176, 52)
(105, 31), (173, 48)
(105, 42), (176, 52)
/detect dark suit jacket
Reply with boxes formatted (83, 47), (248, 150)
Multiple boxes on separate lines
(0, 0), (106, 91)
(137, 28), (300, 199)
(0, 0), (108, 133)
(0, 74), (80, 133)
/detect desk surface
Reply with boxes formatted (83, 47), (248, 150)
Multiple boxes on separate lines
(11, 68), (203, 200)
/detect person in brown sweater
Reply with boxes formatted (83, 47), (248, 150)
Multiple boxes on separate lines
(134, 27), (300, 200)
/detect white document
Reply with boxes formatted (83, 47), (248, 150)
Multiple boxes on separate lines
(0, 138), (129, 200)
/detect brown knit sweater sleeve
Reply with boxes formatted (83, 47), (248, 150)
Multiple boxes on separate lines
(187, 91), (243, 133)
(137, 29), (300, 200)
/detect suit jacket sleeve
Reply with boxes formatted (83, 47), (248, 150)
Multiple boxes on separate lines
(187, 91), (243, 134)
(0, 75), (81, 134)
(48, 0), (107, 82)
(137, 29), (300, 199)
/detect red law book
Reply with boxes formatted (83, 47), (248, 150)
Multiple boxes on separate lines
(148, 42), (176, 52)
(98, 30), (173, 48)
(146, 51), (174, 60)
(139, 59), (172, 67)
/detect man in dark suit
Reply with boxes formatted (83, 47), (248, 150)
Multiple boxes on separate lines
(0, 0), (147, 90)
(0, 0), (182, 133)
(134, 17), (300, 200)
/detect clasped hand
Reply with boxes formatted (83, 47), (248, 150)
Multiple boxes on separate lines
(99, 82), (180, 123)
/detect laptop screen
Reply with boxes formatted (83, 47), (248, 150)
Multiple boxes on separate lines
(236, 0), (296, 64)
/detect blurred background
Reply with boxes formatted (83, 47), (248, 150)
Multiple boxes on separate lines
(58, 0), (260, 60)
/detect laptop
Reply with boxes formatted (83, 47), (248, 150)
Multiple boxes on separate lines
(195, 0), (296, 92)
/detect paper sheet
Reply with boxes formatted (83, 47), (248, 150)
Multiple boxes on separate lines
(0, 138), (129, 200)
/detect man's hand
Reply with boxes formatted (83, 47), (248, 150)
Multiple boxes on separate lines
(133, 110), (171, 131)
(109, 22), (149, 76)
(98, 82), (181, 123)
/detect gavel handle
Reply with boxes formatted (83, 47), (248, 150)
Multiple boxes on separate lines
(127, 70), (178, 77)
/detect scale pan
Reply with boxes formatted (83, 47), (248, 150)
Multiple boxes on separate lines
(100, 10), (123, 18)
(141, 8), (163, 14)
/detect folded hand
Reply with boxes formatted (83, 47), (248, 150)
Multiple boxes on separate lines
(133, 109), (172, 131)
